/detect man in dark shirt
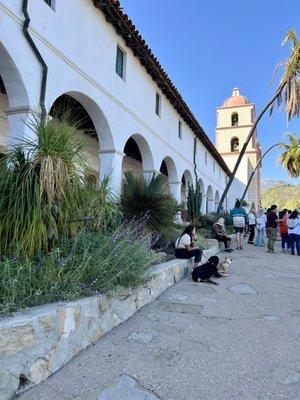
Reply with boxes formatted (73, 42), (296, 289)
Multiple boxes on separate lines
(266, 204), (279, 253)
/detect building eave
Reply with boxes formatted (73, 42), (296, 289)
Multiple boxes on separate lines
(93, 0), (231, 176)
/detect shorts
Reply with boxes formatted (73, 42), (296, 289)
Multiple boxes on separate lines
(234, 227), (244, 233)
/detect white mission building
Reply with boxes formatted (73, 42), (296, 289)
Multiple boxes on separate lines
(0, 0), (255, 213)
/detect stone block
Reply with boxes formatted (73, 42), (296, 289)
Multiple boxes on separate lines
(0, 324), (35, 356)
(58, 307), (80, 340)
(29, 358), (51, 385)
(0, 368), (19, 400)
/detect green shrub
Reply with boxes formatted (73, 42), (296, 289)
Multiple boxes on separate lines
(0, 117), (121, 258)
(0, 222), (158, 314)
(120, 172), (180, 233)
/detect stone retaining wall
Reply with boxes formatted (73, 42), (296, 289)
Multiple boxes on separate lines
(0, 244), (219, 399)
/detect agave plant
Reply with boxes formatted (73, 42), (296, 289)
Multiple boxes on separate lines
(120, 171), (180, 233)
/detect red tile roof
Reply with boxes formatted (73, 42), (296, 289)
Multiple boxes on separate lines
(93, 0), (231, 176)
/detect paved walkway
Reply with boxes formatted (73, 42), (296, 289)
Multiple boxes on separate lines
(20, 243), (300, 400)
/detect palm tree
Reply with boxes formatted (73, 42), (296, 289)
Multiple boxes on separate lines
(217, 29), (300, 214)
(278, 133), (300, 178)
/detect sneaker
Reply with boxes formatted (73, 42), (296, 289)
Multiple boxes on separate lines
(225, 249), (231, 253)
(229, 249), (234, 252)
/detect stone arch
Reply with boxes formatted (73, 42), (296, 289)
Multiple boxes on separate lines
(0, 42), (30, 150)
(159, 156), (179, 196)
(0, 42), (29, 108)
(122, 133), (154, 178)
(206, 185), (214, 213)
(49, 93), (113, 183)
(48, 91), (114, 150)
(160, 156), (178, 183)
(231, 112), (238, 126)
(180, 169), (193, 212)
(214, 190), (220, 212)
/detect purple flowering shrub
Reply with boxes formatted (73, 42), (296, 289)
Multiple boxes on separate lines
(0, 220), (161, 314)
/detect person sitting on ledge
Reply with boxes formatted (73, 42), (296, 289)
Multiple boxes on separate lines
(212, 218), (233, 253)
(175, 225), (202, 265)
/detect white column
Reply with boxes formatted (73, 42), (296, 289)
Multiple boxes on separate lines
(99, 149), (124, 196)
(6, 107), (37, 147)
(142, 169), (160, 181)
(169, 181), (182, 203)
(201, 194), (207, 214)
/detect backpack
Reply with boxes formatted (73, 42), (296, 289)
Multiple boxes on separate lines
(233, 215), (245, 228)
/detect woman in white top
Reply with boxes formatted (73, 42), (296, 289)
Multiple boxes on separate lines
(288, 209), (300, 256)
(247, 207), (256, 244)
(175, 225), (202, 265)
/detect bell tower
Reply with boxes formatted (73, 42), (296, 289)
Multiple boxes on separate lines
(215, 88), (261, 208)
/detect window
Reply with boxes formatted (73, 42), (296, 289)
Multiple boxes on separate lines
(178, 121), (182, 139)
(231, 112), (238, 126)
(155, 93), (161, 116)
(116, 46), (125, 79)
(205, 151), (208, 165)
(231, 137), (239, 152)
(43, 0), (55, 9)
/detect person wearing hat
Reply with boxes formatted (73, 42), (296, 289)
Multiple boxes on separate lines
(212, 217), (233, 253)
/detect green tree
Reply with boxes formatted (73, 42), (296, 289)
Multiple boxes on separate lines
(278, 133), (300, 177)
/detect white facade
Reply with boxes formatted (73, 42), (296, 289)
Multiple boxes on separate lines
(0, 0), (240, 212)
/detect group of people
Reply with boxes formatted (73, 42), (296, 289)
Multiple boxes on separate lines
(222, 200), (300, 255)
(174, 201), (300, 270)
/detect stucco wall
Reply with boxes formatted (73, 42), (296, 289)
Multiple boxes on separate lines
(0, 0), (239, 209)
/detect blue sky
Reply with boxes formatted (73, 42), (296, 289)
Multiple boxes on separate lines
(121, 0), (300, 184)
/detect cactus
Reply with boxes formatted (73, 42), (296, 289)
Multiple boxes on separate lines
(187, 182), (202, 224)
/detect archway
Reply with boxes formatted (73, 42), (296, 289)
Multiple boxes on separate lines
(180, 169), (193, 209)
(122, 133), (154, 179)
(50, 94), (101, 184)
(214, 190), (220, 212)
(197, 178), (205, 213)
(0, 42), (30, 150)
(159, 156), (178, 194)
(206, 185), (214, 213)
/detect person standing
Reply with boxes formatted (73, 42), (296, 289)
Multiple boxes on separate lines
(279, 209), (289, 252)
(255, 207), (267, 247)
(247, 206), (256, 244)
(288, 209), (300, 256)
(230, 199), (248, 250)
(266, 205), (280, 253)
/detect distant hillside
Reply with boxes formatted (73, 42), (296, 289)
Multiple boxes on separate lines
(261, 179), (285, 191)
(261, 183), (300, 210)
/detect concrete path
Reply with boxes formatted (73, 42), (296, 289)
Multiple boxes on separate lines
(20, 243), (300, 400)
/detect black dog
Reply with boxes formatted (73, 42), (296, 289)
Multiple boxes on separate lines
(192, 256), (221, 285)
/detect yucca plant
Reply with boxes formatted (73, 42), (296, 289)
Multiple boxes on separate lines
(0, 116), (88, 258)
(120, 172), (180, 233)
